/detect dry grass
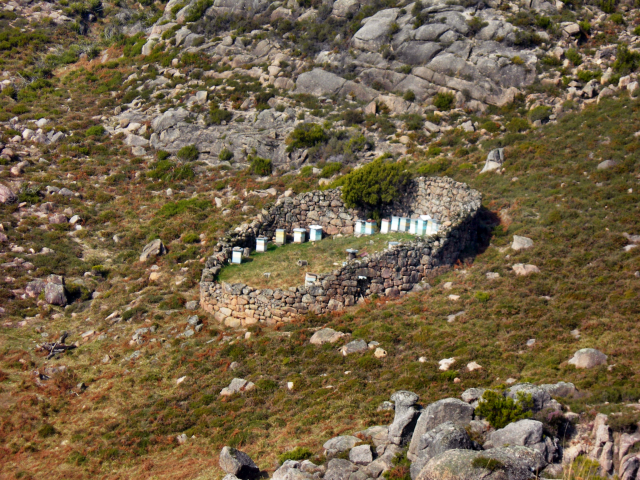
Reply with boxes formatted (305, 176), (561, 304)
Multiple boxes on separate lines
(218, 232), (416, 289)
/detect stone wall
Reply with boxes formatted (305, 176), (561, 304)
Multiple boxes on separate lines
(200, 176), (482, 326)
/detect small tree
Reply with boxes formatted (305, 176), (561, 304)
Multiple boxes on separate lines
(286, 123), (327, 151)
(340, 157), (410, 211)
(433, 92), (455, 111)
(250, 156), (272, 176)
(474, 390), (534, 429)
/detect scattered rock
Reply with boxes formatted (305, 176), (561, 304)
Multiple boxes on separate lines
(309, 328), (346, 345)
(0, 184), (17, 204)
(140, 239), (166, 262)
(568, 348), (607, 369)
(220, 378), (256, 396)
(439, 358), (456, 371)
(480, 148), (505, 173)
(219, 446), (260, 479)
(513, 264), (540, 276)
(340, 339), (368, 356)
(323, 435), (360, 457)
(511, 235), (534, 251)
(349, 444), (373, 465)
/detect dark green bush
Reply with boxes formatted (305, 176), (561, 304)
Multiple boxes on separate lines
(417, 158), (448, 176)
(579, 20), (591, 35)
(403, 90), (416, 102)
(565, 48), (582, 66)
(86, 125), (106, 137)
(340, 157), (410, 210)
(612, 44), (640, 75)
(210, 106), (232, 125)
(38, 424), (57, 438)
(528, 106), (552, 123)
(433, 92), (455, 111)
(157, 150), (170, 161)
(599, 0), (616, 13)
(320, 162), (342, 178)
(475, 390), (533, 429)
(219, 148), (234, 161)
(506, 118), (529, 133)
(342, 110), (364, 126)
(609, 13), (624, 24)
(577, 70), (601, 83)
(177, 145), (199, 162)
(183, 233), (200, 243)
(286, 123), (328, 151)
(250, 156), (272, 176)
(536, 16), (551, 29)
(278, 447), (313, 464)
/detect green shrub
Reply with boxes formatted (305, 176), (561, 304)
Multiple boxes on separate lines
(219, 148), (234, 162)
(612, 44), (640, 75)
(320, 162), (342, 178)
(342, 110), (364, 126)
(183, 233), (200, 243)
(341, 157), (410, 211)
(528, 106), (552, 123)
(403, 114), (424, 131)
(599, 0), (616, 13)
(177, 145), (199, 162)
(286, 123), (328, 151)
(536, 16), (551, 29)
(577, 70), (602, 83)
(417, 158), (448, 176)
(157, 198), (210, 217)
(506, 118), (529, 133)
(475, 390), (534, 429)
(184, 0), (213, 22)
(38, 424), (57, 438)
(609, 12), (623, 24)
(433, 92), (455, 111)
(210, 106), (232, 125)
(579, 20), (591, 35)
(634, 26), (640, 36)
(475, 292), (490, 303)
(467, 16), (488, 34)
(403, 90), (416, 102)
(565, 48), (582, 66)
(250, 156), (272, 176)
(86, 125), (106, 137)
(11, 104), (29, 115)
(278, 447), (313, 464)
(157, 150), (170, 161)
(480, 121), (500, 133)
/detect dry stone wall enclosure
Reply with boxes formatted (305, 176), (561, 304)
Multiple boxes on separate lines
(200, 176), (482, 327)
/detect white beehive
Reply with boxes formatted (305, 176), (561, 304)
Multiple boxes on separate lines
(256, 237), (268, 252)
(275, 229), (286, 245)
(380, 219), (390, 234)
(365, 220), (377, 235)
(293, 228), (306, 243)
(391, 216), (400, 231)
(231, 247), (243, 264)
(309, 225), (322, 242)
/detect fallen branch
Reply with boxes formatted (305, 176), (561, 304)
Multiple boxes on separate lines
(37, 332), (77, 359)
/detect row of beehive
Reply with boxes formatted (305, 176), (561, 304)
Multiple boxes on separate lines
(229, 216), (441, 264)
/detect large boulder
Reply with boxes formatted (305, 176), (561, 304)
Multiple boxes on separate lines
(332, 0), (360, 17)
(324, 458), (358, 480)
(410, 421), (476, 479)
(352, 8), (399, 51)
(505, 384), (551, 412)
(416, 446), (547, 480)
(295, 69), (346, 96)
(309, 328), (346, 345)
(272, 460), (315, 480)
(340, 339), (368, 356)
(511, 235), (534, 251)
(150, 108), (190, 132)
(140, 239), (166, 262)
(323, 435), (360, 457)
(408, 398), (474, 461)
(488, 420), (559, 464)
(0, 183), (17, 204)
(568, 348), (607, 369)
(44, 275), (67, 306)
(349, 444), (373, 465)
(480, 148), (505, 173)
(389, 390), (421, 445)
(219, 446), (260, 479)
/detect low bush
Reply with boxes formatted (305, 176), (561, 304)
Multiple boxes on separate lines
(433, 92), (455, 111)
(177, 145), (199, 162)
(475, 390), (534, 429)
(320, 162), (342, 178)
(565, 48), (582, 66)
(506, 118), (529, 133)
(403, 90), (416, 102)
(210, 106), (233, 125)
(277, 447), (313, 464)
(219, 148), (234, 162)
(250, 156), (272, 176)
(417, 158), (448, 176)
(182, 233), (200, 243)
(528, 106), (552, 123)
(86, 125), (106, 137)
(612, 44), (640, 75)
(157, 150), (171, 161)
(342, 110), (364, 126)
(286, 123), (328, 151)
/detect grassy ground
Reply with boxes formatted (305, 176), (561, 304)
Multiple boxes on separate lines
(218, 232), (416, 289)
